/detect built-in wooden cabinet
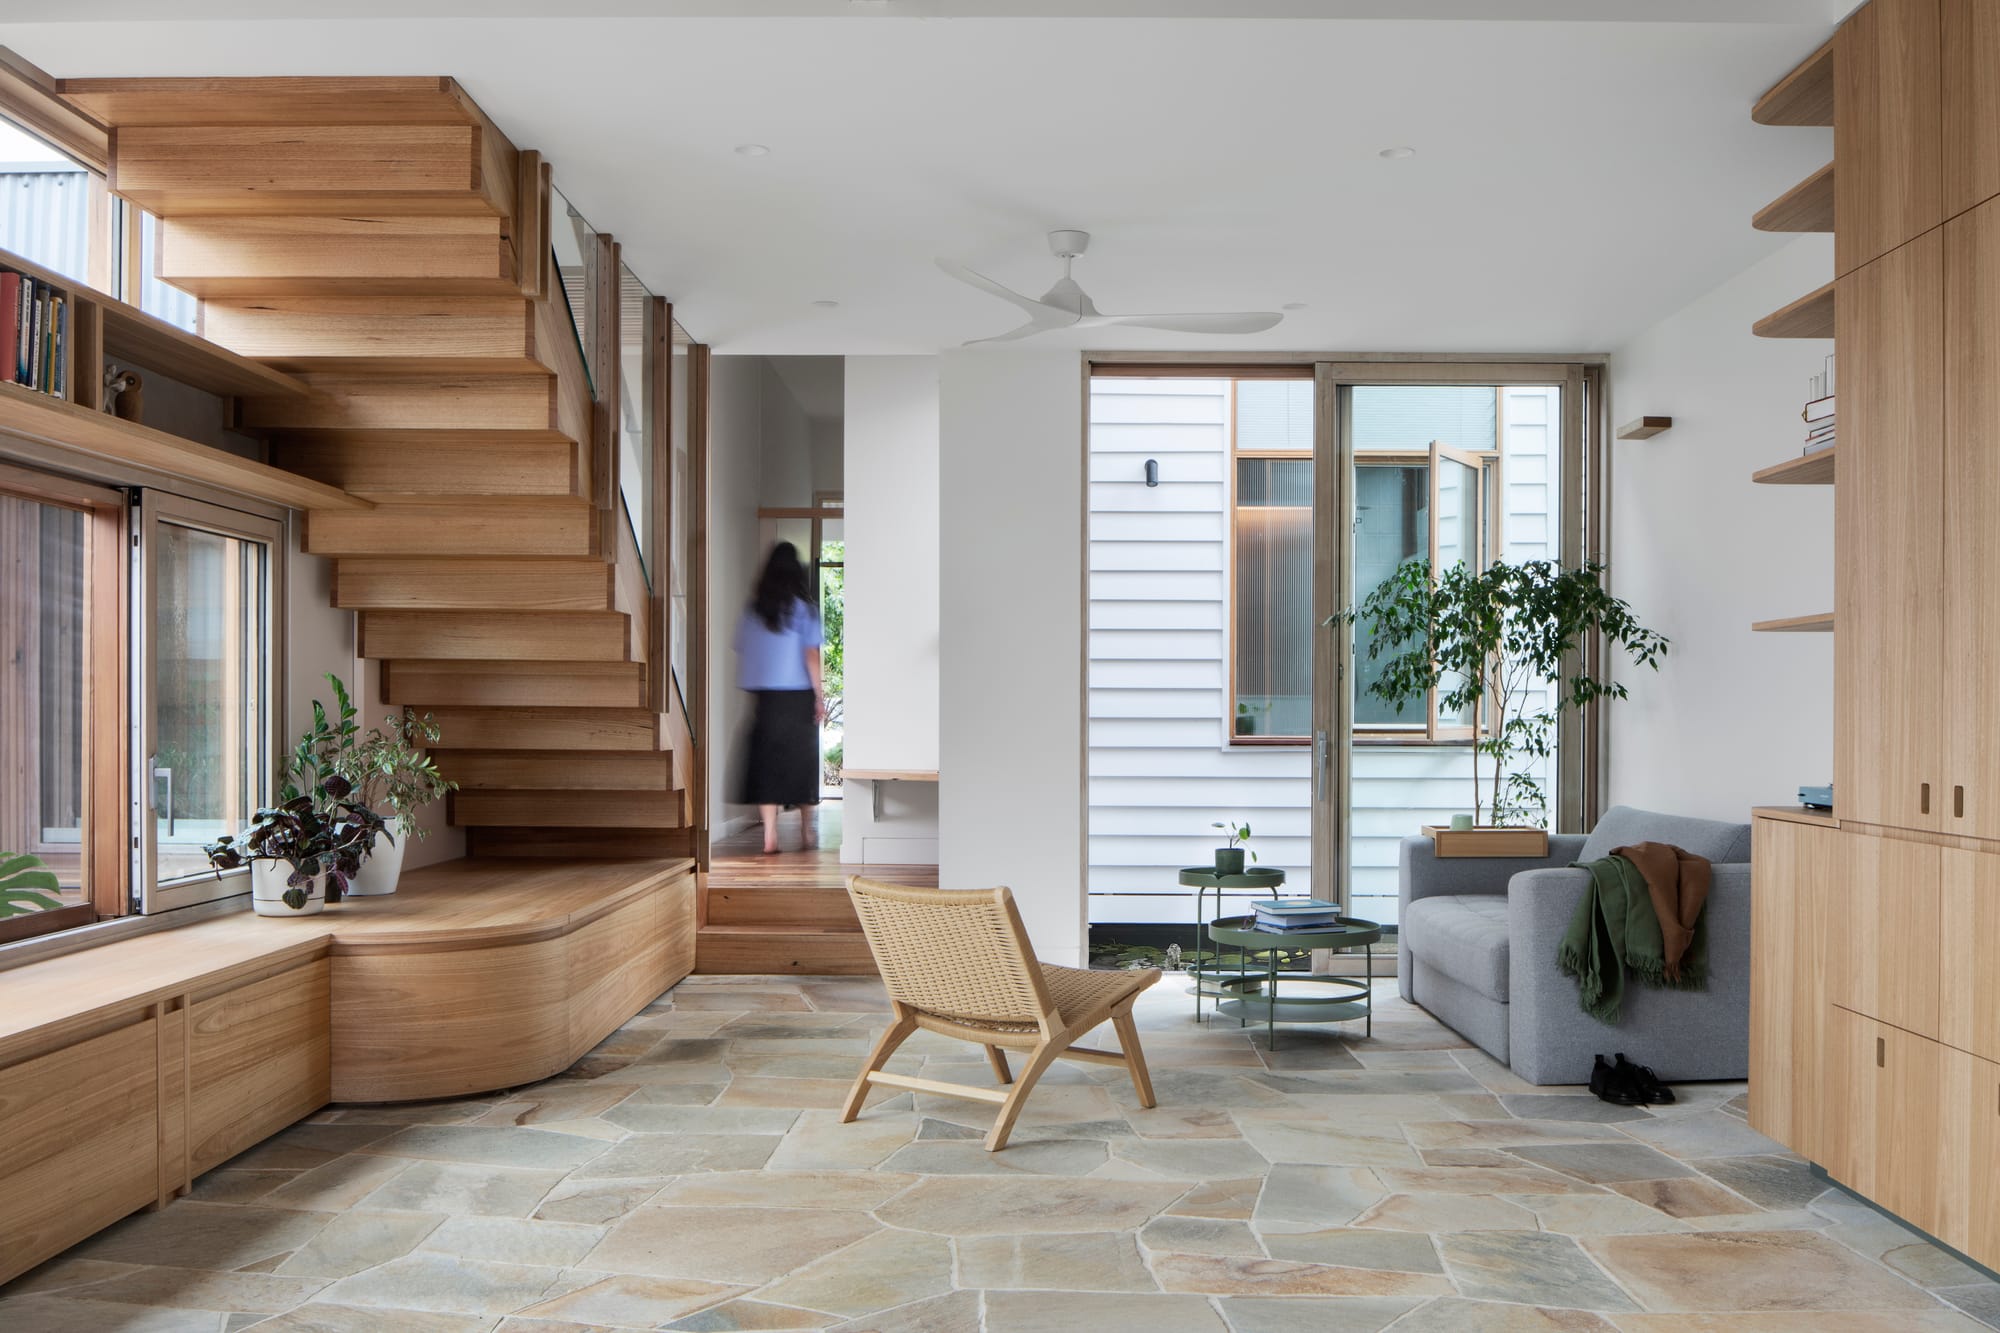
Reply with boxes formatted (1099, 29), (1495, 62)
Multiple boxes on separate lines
(1942, 0), (2000, 219)
(1835, 0), (1944, 275)
(1941, 848), (2000, 1063)
(1748, 815), (1835, 1159)
(1824, 1006), (1947, 1229)
(1943, 196), (2000, 841)
(1940, 1046), (2000, 1258)
(1826, 830), (1941, 1039)
(187, 960), (332, 1176)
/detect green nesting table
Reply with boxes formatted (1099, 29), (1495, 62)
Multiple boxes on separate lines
(1206, 913), (1382, 1049)
(1177, 866), (1287, 1022)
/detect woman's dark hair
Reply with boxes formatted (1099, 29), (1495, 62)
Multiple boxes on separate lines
(752, 541), (812, 631)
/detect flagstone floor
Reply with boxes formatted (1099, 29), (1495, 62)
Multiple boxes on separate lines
(5, 974), (1998, 1332)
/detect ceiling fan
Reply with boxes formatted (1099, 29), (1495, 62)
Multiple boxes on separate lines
(938, 230), (1283, 345)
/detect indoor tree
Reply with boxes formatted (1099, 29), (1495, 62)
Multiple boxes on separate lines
(1343, 557), (1668, 827)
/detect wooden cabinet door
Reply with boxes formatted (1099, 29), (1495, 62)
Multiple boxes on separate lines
(1939, 1046), (2000, 1266)
(1824, 1006), (1947, 1233)
(1941, 847), (2000, 1063)
(1837, 0), (1944, 274)
(1827, 830), (1941, 1037)
(1836, 231), (1948, 833)
(1943, 0), (2000, 219)
(1749, 817), (1834, 1158)
(1944, 199), (2000, 839)
(187, 959), (331, 1176)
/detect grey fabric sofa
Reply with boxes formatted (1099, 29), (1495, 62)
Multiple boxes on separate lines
(1397, 806), (1754, 1086)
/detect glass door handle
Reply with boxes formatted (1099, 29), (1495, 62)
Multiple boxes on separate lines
(1313, 730), (1329, 802)
(152, 764), (175, 838)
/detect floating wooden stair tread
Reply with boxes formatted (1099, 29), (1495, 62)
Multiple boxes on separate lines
(358, 609), (631, 663)
(271, 432), (583, 498)
(1754, 163), (1835, 233)
(200, 296), (550, 377)
(61, 76), (485, 127)
(305, 497), (600, 559)
(0, 382), (368, 512)
(451, 789), (684, 830)
(384, 660), (646, 710)
(334, 557), (613, 611)
(153, 215), (516, 301)
(431, 749), (674, 792)
(694, 926), (876, 977)
(1753, 613), (1835, 632)
(1752, 38), (1834, 126)
(1753, 449), (1836, 485)
(418, 707), (659, 752)
(1753, 281), (1836, 339)
(241, 375), (578, 438)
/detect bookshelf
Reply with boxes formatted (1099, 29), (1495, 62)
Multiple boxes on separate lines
(1752, 612), (1834, 633)
(1750, 38), (1833, 127)
(1753, 281), (1836, 339)
(1753, 448), (1836, 486)
(1754, 163), (1836, 234)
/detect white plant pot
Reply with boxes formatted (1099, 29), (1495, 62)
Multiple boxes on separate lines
(251, 861), (328, 916)
(347, 835), (406, 897)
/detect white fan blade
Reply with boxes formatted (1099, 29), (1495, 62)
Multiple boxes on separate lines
(1089, 311), (1285, 335)
(963, 315), (1072, 346)
(936, 258), (1066, 317)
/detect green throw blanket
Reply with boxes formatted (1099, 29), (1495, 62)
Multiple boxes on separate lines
(1556, 854), (1709, 1024)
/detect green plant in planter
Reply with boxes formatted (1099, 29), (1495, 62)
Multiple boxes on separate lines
(0, 852), (63, 919)
(340, 704), (457, 840)
(1212, 820), (1257, 863)
(204, 775), (386, 909)
(1341, 557), (1668, 828)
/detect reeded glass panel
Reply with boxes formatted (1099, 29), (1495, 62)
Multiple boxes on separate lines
(1233, 456), (1312, 739)
(1352, 463), (1428, 728)
(154, 521), (270, 883)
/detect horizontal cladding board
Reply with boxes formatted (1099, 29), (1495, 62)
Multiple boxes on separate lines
(1089, 452), (1225, 483)
(1092, 378), (1228, 395)
(1089, 629), (1225, 661)
(1088, 540), (1225, 572)
(1089, 422), (1233, 452)
(1091, 483), (1223, 513)
(1090, 602), (1223, 631)
(1087, 746), (1303, 779)
(1090, 512), (1226, 542)
(1088, 396), (1228, 425)
(1090, 571), (1224, 602)
(1088, 691), (1224, 722)
(1088, 661), (1225, 690)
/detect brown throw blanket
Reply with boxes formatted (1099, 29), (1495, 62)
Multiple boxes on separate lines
(1557, 840), (1712, 1024)
(1614, 841), (1710, 981)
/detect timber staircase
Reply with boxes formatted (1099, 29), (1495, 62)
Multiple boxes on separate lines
(65, 77), (692, 857)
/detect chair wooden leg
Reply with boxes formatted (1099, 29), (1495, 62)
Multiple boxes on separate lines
(1112, 1007), (1156, 1109)
(983, 1037), (1066, 1152)
(841, 1013), (917, 1124)
(985, 1044), (1013, 1084)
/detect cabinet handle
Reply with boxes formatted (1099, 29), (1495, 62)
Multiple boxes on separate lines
(1956, 785), (1966, 818)
(1877, 1036), (1886, 1069)
(1922, 783), (1932, 815)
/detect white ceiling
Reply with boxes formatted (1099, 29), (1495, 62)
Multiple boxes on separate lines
(1, 8), (1839, 355)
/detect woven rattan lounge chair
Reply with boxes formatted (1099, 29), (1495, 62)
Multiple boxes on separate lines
(841, 876), (1160, 1151)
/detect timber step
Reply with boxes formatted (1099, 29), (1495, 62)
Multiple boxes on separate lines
(431, 749), (674, 792)
(468, 827), (694, 859)
(201, 295), (553, 376)
(694, 927), (877, 977)
(420, 707), (658, 751)
(384, 659), (646, 709)
(275, 432), (584, 498)
(704, 886), (860, 931)
(358, 609), (631, 663)
(61, 76), (488, 128)
(335, 557), (613, 612)
(242, 374), (582, 440)
(305, 497), (601, 558)
(155, 215), (518, 299)
(450, 789), (683, 830)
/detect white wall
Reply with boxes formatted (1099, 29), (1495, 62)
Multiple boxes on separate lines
(842, 356), (942, 865)
(707, 356), (771, 837)
(1606, 235), (1835, 820)
(759, 363), (815, 509)
(939, 350), (1085, 964)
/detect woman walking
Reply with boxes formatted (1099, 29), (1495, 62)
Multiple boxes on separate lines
(734, 542), (825, 853)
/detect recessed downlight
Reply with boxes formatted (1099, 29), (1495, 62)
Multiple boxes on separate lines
(735, 143), (771, 158)
(812, 299), (840, 309)
(1378, 146), (1416, 160)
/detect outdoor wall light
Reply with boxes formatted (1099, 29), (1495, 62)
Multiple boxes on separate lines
(1144, 459), (1160, 487)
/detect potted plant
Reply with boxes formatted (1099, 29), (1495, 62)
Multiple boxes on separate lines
(1211, 820), (1257, 875)
(205, 776), (385, 915)
(0, 851), (62, 919)
(1342, 556), (1668, 856)
(338, 701), (456, 897)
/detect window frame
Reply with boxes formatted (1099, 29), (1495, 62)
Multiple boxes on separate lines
(0, 58), (115, 294)
(1226, 377), (1316, 748)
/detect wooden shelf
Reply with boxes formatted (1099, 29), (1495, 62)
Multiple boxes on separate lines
(1754, 448), (1837, 485)
(1754, 162), (1836, 233)
(1753, 38), (1835, 126)
(1754, 804), (1839, 828)
(1754, 281), (1837, 339)
(0, 381), (369, 511)
(1753, 612), (1834, 633)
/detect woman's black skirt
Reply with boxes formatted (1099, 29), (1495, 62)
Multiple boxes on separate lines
(736, 689), (821, 807)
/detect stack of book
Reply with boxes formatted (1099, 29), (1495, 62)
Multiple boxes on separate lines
(2, 267), (69, 401)
(1803, 353), (1835, 457)
(1249, 898), (1342, 933)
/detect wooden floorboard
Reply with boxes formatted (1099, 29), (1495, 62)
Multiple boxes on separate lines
(707, 803), (937, 890)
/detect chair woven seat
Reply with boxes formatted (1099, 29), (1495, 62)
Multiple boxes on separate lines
(935, 964), (1155, 1034)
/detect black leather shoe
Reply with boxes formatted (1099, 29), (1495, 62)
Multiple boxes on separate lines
(1615, 1052), (1676, 1105)
(1591, 1053), (1645, 1105)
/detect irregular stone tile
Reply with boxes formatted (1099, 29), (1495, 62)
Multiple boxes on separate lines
(959, 1230), (1157, 1290)
(915, 1117), (983, 1140)
(878, 1138), (1107, 1176)
(261, 1152), (414, 1211)
(655, 1170), (918, 1211)
(713, 1015), (871, 1038)
(1420, 1149), (1522, 1167)
(326, 1098), (494, 1127)
(236, 1253), (293, 1273)
(319, 1254), (563, 1316)
(1612, 1314), (1993, 1331)
(533, 1178), (668, 1225)
(625, 1012), (737, 1036)
(1439, 1231), (1638, 1310)
(668, 1298), (835, 1330)
(797, 980), (892, 1013)
(1261, 1227), (1444, 1272)
(1936, 1285), (2000, 1328)
(726, 1053), (919, 1081)
(1110, 1137), (1271, 1180)
(876, 1176), (1184, 1235)
(55, 1265), (331, 1313)
(278, 1210), (445, 1278)
(268, 1122), (405, 1155)
(1391, 1298), (1618, 1331)
(1618, 1110), (1787, 1161)
(1248, 1070), (1482, 1097)
(1451, 1049), (1556, 1095)
(584, 1206), (879, 1283)
(714, 1077), (891, 1110)
(1254, 1035), (1365, 1071)
(825, 1290), (980, 1333)
(569, 1134), (779, 1178)
(362, 1125), (610, 1171)
(1234, 1117), (1419, 1168)
(1141, 1216), (1268, 1258)
(1215, 1295), (1426, 1332)
(0, 1256), (141, 1295)
(1499, 1094), (1656, 1124)
(624, 1083), (729, 1106)
(914, 1082), (1123, 1130)
(1405, 1119), (1624, 1149)
(0, 1295), (263, 1332)
(765, 1110), (916, 1170)
(74, 1202), (332, 1270)
(358, 1160), (566, 1217)
(671, 990), (812, 1011)
(1350, 1049), (1464, 1070)
(516, 1273), (746, 1326)
(1438, 1093), (1511, 1120)
(759, 1227), (952, 1316)
(1373, 1164), (1602, 1195)
(1691, 1209), (1835, 1233)
(420, 1216), (607, 1267)
(1127, 1106), (1245, 1139)
(1352, 1193), (1539, 1233)
(1112, 1070), (1294, 1110)
(1507, 1193), (1694, 1236)
(186, 1169), (298, 1203)
(1151, 1252), (1451, 1297)
(982, 1290), (1225, 1332)
(1582, 1230), (1944, 1313)
(592, 1027), (670, 1057)
(1508, 1141), (1696, 1184)
(215, 1141), (341, 1171)
(1607, 1176), (1760, 1219)
(624, 1038), (729, 1067)
(1251, 1165), (1385, 1233)
(1170, 1177), (1265, 1220)
(1690, 1155), (1827, 1211)
(473, 1083), (641, 1127)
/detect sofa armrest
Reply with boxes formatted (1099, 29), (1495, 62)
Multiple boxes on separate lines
(1399, 833), (1589, 906)
(1507, 861), (1753, 951)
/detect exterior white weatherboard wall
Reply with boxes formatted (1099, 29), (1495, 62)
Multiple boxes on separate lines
(1086, 378), (1558, 929)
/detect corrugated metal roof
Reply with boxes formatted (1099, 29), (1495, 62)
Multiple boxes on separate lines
(0, 166), (90, 286)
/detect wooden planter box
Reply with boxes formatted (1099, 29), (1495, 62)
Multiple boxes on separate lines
(1420, 825), (1550, 858)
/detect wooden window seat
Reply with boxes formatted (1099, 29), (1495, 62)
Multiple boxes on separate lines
(0, 856), (694, 1285)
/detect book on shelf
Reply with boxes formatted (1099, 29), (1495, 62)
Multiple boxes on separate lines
(1249, 898), (1342, 931)
(1803, 435), (1836, 457)
(1803, 394), (1835, 422)
(4, 266), (69, 401)
(1807, 353), (1836, 403)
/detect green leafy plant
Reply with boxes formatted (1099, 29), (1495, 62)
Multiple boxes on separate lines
(1211, 819), (1256, 862)
(339, 704), (457, 840)
(283, 673), (363, 804)
(0, 852), (63, 919)
(1342, 557), (1668, 827)
(204, 776), (386, 909)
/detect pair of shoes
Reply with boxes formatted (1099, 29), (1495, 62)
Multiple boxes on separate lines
(1590, 1052), (1677, 1106)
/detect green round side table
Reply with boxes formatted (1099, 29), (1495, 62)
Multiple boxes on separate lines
(1206, 914), (1383, 1049)
(1177, 866), (1286, 1022)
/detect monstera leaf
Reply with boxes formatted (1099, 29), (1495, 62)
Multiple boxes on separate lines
(0, 852), (64, 919)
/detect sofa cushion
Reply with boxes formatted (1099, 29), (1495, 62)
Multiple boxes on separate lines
(1402, 894), (1510, 1002)
(1579, 805), (1752, 866)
